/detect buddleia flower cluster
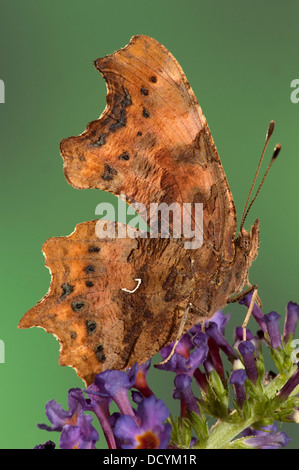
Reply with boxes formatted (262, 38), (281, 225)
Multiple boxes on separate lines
(35, 293), (299, 449)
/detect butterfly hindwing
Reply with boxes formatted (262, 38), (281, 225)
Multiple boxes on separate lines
(19, 221), (196, 384)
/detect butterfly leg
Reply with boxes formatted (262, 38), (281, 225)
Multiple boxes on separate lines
(227, 284), (261, 340)
(227, 284), (261, 307)
(241, 287), (258, 341)
(154, 303), (192, 367)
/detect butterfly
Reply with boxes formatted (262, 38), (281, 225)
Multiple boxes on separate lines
(19, 35), (279, 385)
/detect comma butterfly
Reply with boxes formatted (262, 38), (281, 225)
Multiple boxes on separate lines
(19, 36), (280, 385)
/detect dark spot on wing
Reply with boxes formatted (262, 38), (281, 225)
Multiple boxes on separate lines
(86, 320), (97, 335)
(92, 133), (106, 147)
(71, 301), (85, 312)
(118, 152), (130, 161)
(121, 86), (132, 108)
(109, 109), (127, 132)
(59, 283), (74, 301)
(102, 164), (118, 181)
(85, 265), (95, 274)
(94, 344), (106, 363)
(89, 246), (100, 253)
(140, 86), (149, 96)
(164, 291), (176, 302)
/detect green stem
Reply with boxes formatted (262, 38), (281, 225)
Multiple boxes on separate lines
(193, 365), (297, 449)
(194, 411), (255, 449)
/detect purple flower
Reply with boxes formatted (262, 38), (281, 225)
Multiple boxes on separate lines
(243, 423), (277, 437)
(113, 396), (171, 449)
(84, 364), (138, 449)
(190, 311), (230, 336)
(38, 388), (83, 432)
(92, 363), (138, 399)
(234, 326), (254, 342)
(34, 440), (56, 449)
(208, 310), (230, 335)
(193, 368), (209, 393)
(131, 390), (144, 405)
(34, 298), (299, 450)
(238, 341), (258, 385)
(59, 411), (99, 449)
(263, 311), (283, 349)
(173, 374), (200, 415)
(83, 384), (115, 449)
(242, 424), (290, 448)
(205, 321), (238, 362)
(244, 429), (290, 449)
(277, 364), (299, 400)
(203, 337), (225, 380)
(206, 322), (237, 361)
(229, 369), (247, 407)
(200, 313), (233, 380)
(283, 301), (299, 343)
(88, 364), (138, 417)
(134, 360), (154, 398)
(37, 388), (99, 449)
(239, 292), (267, 332)
(157, 332), (208, 376)
(172, 333), (194, 358)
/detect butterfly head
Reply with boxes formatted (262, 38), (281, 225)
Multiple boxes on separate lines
(236, 218), (260, 262)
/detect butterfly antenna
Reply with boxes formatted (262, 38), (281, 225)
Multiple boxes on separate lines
(240, 143), (281, 230)
(239, 121), (279, 231)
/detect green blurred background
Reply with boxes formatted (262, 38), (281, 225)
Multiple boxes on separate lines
(0, 0), (298, 449)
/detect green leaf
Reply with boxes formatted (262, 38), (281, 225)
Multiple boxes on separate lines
(179, 418), (192, 448)
(189, 410), (209, 442)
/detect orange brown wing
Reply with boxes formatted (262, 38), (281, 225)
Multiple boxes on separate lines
(19, 221), (196, 385)
(60, 35), (236, 261)
(19, 36), (239, 385)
